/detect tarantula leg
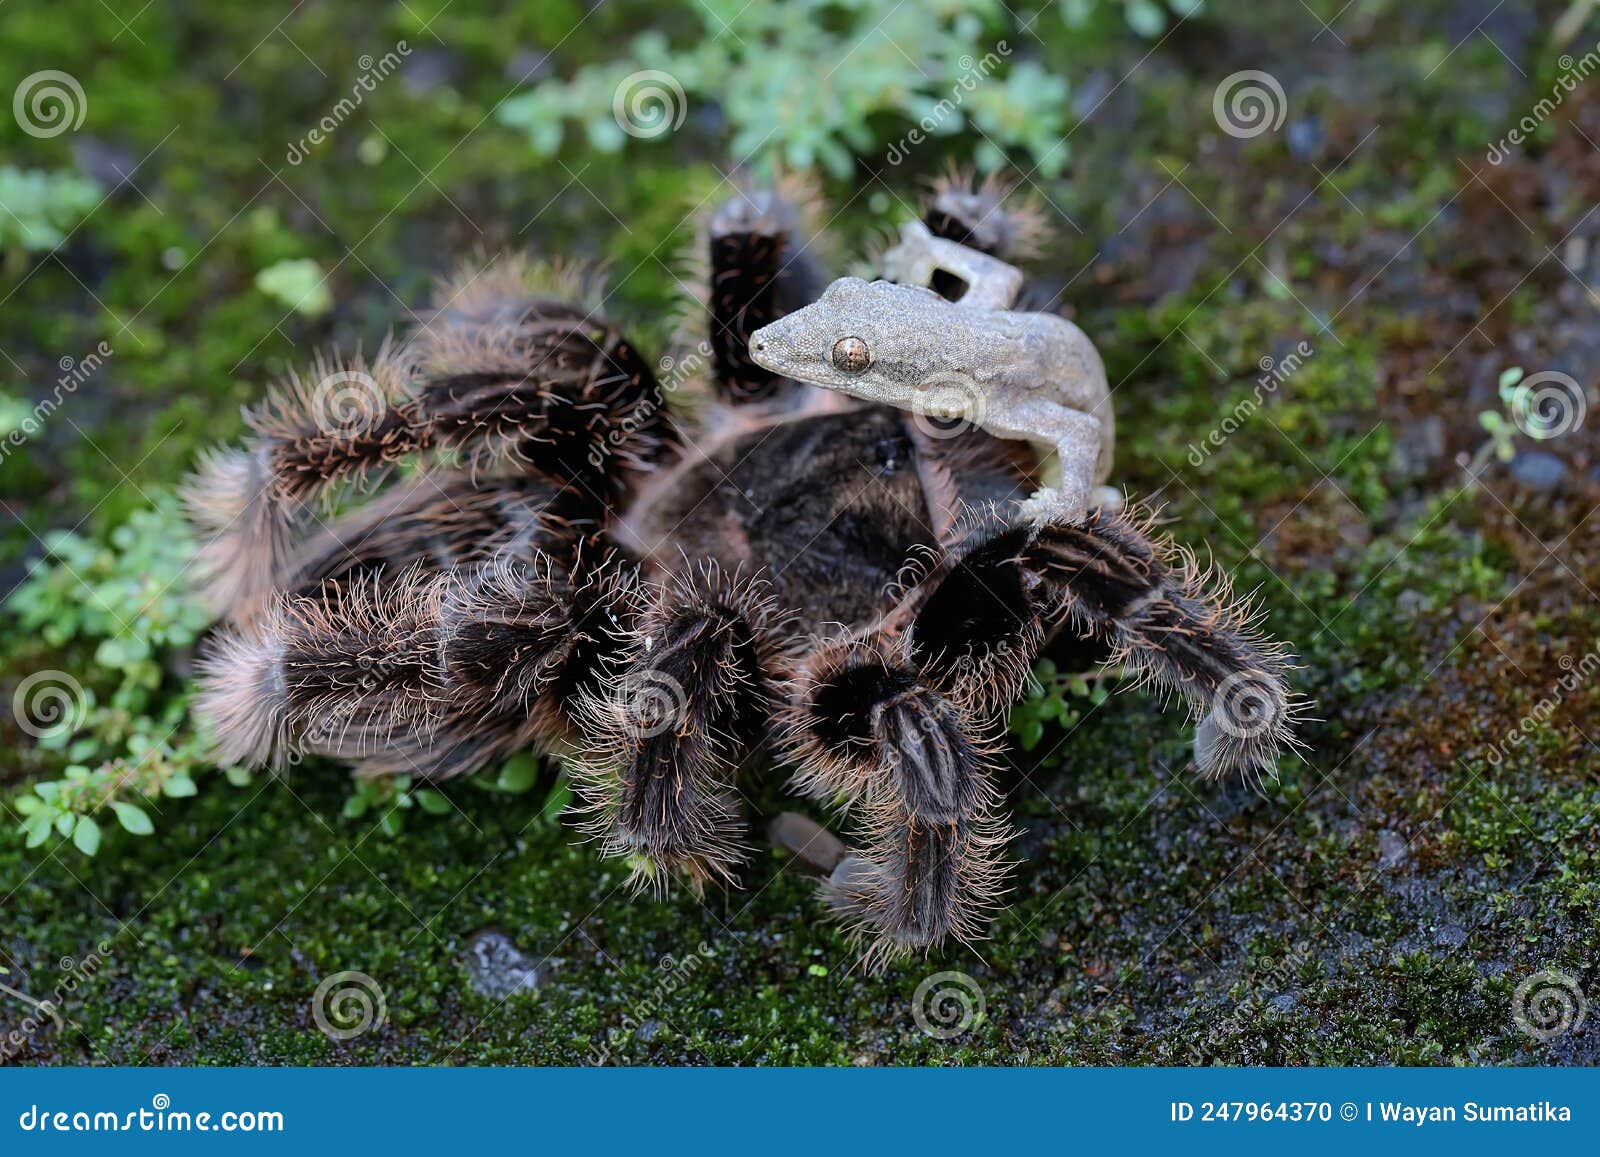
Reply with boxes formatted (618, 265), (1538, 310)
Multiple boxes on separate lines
(781, 636), (1009, 968)
(703, 182), (828, 404)
(185, 258), (673, 619)
(920, 167), (1049, 264)
(195, 552), (631, 781)
(280, 472), (603, 599)
(573, 567), (780, 889)
(907, 506), (1300, 780)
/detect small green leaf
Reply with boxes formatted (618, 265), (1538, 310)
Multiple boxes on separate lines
(73, 815), (102, 856)
(538, 778), (572, 824)
(24, 812), (54, 848)
(414, 789), (451, 816)
(255, 258), (333, 318)
(163, 773), (198, 798)
(494, 754), (542, 794)
(112, 802), (154, 836)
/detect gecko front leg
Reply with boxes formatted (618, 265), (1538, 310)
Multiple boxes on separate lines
(987, 401), (1106, 525)
(881, 220), (1024, 310)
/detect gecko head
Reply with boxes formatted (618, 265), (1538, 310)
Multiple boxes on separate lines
(748, 277), (961, 403)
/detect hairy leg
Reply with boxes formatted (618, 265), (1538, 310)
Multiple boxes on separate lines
(572, 566), (782, 889)
(701, 183), (829, 404)
(906, 505), (1301, 781)
(780, 634), (1009, 968)
(918, 168), (1049, 302)
(184, 258), (673, 619)
(195, 548), (633, 783)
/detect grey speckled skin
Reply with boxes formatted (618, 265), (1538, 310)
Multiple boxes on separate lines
(748, 219), (1115, 522)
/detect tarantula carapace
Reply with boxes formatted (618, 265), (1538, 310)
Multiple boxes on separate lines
(185, 173), (1298, 965)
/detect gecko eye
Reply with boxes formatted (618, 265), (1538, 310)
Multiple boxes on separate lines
(831, 336), (871, 373)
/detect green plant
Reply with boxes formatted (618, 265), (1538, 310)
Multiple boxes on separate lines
(0, 166), (101, 269)
(10, 500), (210, 710)
(1008, 656), (1112, 752)
(4, 496), (578, 856)
(499, 0), (1075, 178)
(342, 756), (571, 838)
(6, 499), (229, 854)
(1475, 366), (1543, 467)
(1061, 0), (1205, 37)
(254, 257), (333, 318)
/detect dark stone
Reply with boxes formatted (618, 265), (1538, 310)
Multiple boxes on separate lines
(71, 136), (138, 191)
(1507, 449), (1566, 491)
(1286, 117), (1323, 161)
(402, 47), (460, 96)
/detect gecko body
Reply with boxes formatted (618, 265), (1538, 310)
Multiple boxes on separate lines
(749, 220), (1115, 522)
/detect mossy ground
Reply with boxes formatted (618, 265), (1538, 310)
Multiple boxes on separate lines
(2, 1), (1598, 1065)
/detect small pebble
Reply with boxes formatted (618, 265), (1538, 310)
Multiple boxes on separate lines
(464, 929), (542, 1000)
(1507, 449), (1566, 491)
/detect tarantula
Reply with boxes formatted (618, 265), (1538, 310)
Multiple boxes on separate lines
(185, 173), (1298, 965)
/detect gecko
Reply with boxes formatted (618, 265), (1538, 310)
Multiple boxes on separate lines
(747, 218), (1117, 523)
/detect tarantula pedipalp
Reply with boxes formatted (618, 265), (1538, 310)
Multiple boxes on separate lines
(184, 173), (1300, 966)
